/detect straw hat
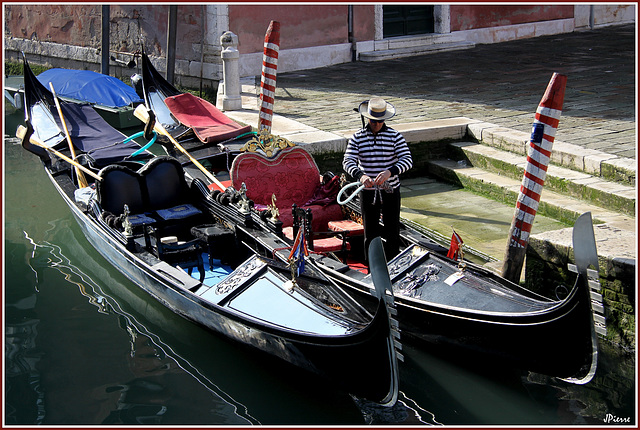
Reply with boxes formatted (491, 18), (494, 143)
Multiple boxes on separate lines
(358, 97), (396, 121)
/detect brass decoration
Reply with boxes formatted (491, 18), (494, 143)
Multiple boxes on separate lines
(122, 204), (133, 237)
(267, 193), (279, 222)
(238, 182), (251, 214)
(240, 128), (295, 157)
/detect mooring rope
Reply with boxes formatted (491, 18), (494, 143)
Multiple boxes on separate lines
(337, 181), (392, 205)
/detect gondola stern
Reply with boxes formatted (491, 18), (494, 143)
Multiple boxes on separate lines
(366, 237), (402, 406)
(559, 212), (604, 384)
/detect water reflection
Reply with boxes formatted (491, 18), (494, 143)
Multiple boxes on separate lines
(10, 220), (370, 425)
(5, 287), (45, 425)
(18, 232), (259, 425)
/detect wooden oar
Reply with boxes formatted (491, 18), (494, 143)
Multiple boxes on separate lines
(16, 125), (102, 182)
(133, 104), (226, 191)
(48, 82), (90, 188)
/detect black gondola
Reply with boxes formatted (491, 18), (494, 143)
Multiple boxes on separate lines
(216, 164), (604, 384)
(136, 51), (604, 384)
(18, 54), (402, 407)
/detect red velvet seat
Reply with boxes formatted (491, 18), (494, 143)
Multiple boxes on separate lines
(327, 219), (364, 236)
(230, 146), (342, 229)
(282, 206), (350, 255)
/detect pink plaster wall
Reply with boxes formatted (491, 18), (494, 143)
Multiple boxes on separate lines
(5, 5), (102, 46)
(229, 5), (375, 54)
(353, 5), (376, 43)
(450, 5), (574, 31)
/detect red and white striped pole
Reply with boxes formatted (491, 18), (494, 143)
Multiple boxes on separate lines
(501, 72), (567, 282)
(258, 20), (280, 134)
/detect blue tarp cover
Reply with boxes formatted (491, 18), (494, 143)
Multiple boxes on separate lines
(38, 68), (142, 108)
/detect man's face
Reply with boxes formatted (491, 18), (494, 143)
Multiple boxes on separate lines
(369, 119), (384, 133)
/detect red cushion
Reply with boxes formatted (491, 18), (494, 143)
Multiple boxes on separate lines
(328, 219), (364, 236)
(165, 93), (252, 144)
(311, 237), (350, 253)
(282, 227), (350, 253)
(282, 226), (295, 241)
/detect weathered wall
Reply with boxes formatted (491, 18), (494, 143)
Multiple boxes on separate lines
(229, 4), (377, 77)
(4, 5), (634, 85)
(4, 5), (205, 61)
(352, 5), (376, 46)
(526, 234), (636, 351)
(5, 5), (102, 46)
(591, 4), (637, 27)
(228, 5), (350, 54)
(449, 5), (574, 31)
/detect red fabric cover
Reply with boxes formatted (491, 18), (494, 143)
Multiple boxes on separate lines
(328, 220), (364, 236)
(208, 180), (232, 192)
(165, 93), (252, 144)
(282, 227), (351, 253)
(302, 175), (341, 207)
(281, 203), (343, 231)
(231, 147), (342, 229)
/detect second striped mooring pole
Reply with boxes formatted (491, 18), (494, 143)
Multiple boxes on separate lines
(258, 20), (280, 134)
(501, 72), (567, 283)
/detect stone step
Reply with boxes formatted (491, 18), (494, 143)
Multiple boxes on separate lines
(467, 122), (636, 187)
(449, 141), (636, 217)
(426, 157), (634, 230)
(359, 40), (475, 62)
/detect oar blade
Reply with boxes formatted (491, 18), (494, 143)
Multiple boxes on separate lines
(573, 212), (599, 276)
(368, 237), (392, 301)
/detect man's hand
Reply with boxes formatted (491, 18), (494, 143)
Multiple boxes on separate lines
(374, 169), (391, 186)
(360, 174), (374, 188)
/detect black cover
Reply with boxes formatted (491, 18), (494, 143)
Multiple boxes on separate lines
(139, 52), (193, 139)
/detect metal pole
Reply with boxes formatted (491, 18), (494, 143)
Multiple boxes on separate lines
(200, 5), (205, 97)
(101, 5), (110, 75)
(348, 5), (356, 62)
(166, 5), (177, 85)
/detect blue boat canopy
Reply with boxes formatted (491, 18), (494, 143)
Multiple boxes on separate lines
(37, 68), (143, 108)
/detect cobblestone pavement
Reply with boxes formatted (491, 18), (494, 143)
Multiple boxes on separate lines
(272, 24), (636, 160)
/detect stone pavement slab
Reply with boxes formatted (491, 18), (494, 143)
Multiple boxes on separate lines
(271, 24), (635, 162)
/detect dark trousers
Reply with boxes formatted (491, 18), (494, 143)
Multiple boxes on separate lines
(360, 187), (401, 263)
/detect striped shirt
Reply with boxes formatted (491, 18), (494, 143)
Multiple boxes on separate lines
(342, 124), (413, 189)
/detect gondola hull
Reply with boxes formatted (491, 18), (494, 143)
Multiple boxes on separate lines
(202, 172), (601, 384)
(43, 166), (399, 405)
(321, 258), (595, 380)
(304, 213), (601, 383)
(18, 54), (401, 406)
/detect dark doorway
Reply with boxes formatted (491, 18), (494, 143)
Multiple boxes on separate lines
(383, 5), (435, 38)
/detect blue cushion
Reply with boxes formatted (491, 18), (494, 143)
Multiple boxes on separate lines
(156, 204), (201, 221)
(128, 213), (156, 226)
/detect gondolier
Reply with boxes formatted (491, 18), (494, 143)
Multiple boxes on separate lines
(343, 97), (413, 261)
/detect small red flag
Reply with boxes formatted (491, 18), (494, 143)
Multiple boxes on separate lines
(447, 230), (464, 261)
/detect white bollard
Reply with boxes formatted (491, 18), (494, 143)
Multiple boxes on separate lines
(216, 31), (242, 111)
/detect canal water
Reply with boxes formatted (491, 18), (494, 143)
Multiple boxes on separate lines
(4, 106), (636, 425)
